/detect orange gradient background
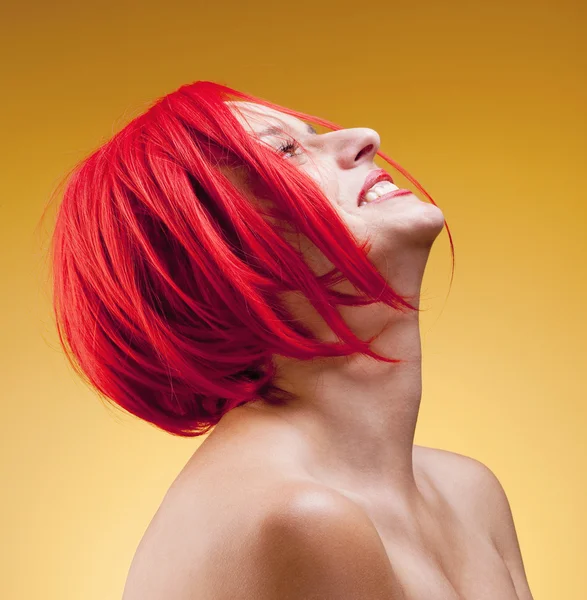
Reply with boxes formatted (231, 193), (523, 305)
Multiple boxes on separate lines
(2, 0), (586, 598)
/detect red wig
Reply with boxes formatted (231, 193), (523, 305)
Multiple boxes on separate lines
(48, 80), (454, 437)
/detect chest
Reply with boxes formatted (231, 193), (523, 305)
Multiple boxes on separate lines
(364, 448), (521, 599)
(377, 522), (520, 600)
(344, 473), (519, 600)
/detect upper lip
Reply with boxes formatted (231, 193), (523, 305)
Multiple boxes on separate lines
(357, 169), (394, 205)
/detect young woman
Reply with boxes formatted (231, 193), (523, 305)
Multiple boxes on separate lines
(50, 81), (534, 599)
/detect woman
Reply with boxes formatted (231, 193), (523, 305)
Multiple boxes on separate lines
(50, 81), (533, 599)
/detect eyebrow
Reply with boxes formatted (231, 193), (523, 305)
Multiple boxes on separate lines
(257, 122), (318, 138)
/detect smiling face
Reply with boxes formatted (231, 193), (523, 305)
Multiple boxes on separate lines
(225, 100), (444, 241)
(226, 101), (387, 217)
(224, 100), (446, 342)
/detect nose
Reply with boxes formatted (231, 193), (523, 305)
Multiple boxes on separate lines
(327, 127), (381, 169)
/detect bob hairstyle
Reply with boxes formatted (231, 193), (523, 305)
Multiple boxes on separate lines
(47, 80), (454, 437)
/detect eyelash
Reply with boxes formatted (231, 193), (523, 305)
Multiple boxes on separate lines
(277, 137), (301, 158)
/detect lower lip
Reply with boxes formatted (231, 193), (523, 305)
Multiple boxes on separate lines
(359, 188), (413, 207)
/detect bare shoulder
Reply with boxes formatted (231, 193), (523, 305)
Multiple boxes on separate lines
(415, 445), (534, 599)
(414, 444), (497, 490)
(235, 481), (400, 599)
(414, 443), (492, 475)
(414, 445), (502, 528)
(123, 478), (398, 600)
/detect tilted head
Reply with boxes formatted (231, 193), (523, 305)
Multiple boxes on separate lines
(48, 81), (452, 437)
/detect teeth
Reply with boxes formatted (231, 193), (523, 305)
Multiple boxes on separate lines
(360, 180), (398, 205)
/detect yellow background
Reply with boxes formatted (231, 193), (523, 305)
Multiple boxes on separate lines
(2, 0), (585, 598)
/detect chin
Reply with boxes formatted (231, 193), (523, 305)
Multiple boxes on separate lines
(418, 203), (446, 233)
(389, 203), (446, 248)
(400, 200), (445, 228)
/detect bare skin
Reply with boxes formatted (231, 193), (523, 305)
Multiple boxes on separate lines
(122, 412), (532, 599)
(122, 102), (534, 599)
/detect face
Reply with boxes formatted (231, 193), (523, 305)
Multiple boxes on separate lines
(224, 101), (446, 339)
(225, 100), (444, 260)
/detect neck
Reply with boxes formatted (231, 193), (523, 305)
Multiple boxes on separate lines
(246, 304), (424, 508)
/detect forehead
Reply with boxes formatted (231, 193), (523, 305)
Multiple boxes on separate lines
(225, 100), (303, 135)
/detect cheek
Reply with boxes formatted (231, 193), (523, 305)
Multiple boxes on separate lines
(294, 211), (374, 282)
(331, 201), (374, 249)
(302, 160), (337, 202)
(295, 234), (336, 278)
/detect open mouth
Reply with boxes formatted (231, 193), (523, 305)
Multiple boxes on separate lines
(359, 187), (413, 207)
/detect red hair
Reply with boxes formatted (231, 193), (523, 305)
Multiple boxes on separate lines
(48, 80), (454, 437)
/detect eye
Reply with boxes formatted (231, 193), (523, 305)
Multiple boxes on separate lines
(276, 137), (302, 159)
